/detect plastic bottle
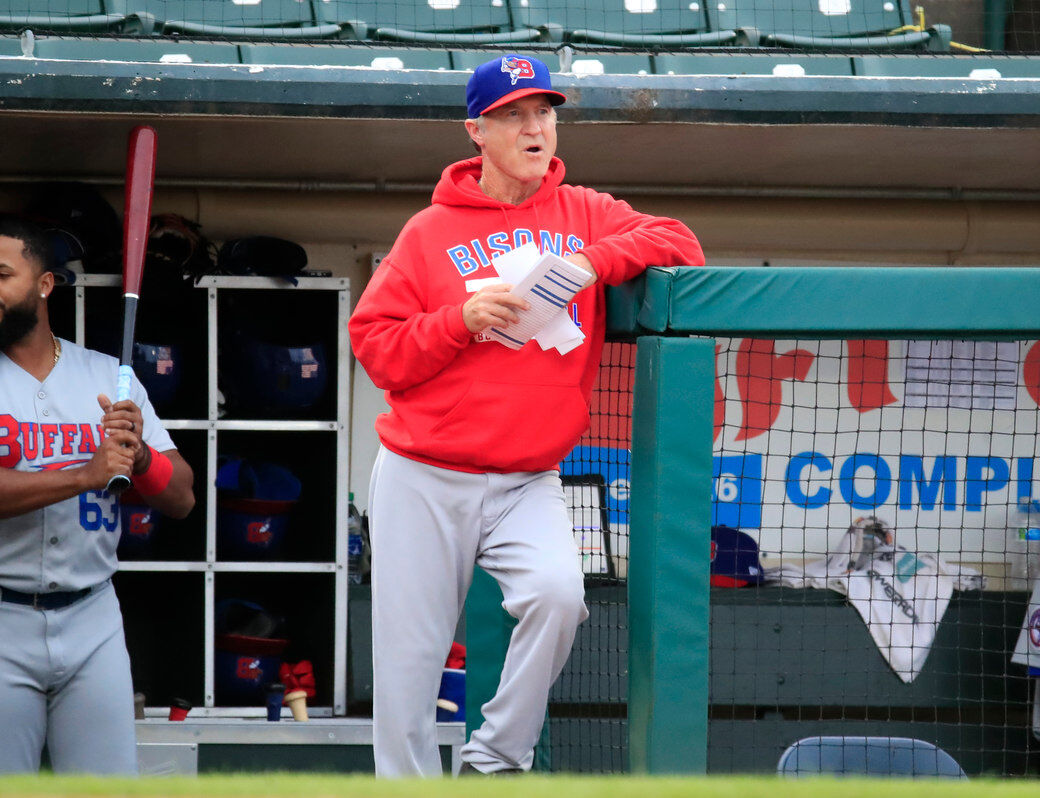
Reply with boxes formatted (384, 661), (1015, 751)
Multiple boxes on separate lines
(1009, 497), (1040, 588)
(348, 492), (363, 586)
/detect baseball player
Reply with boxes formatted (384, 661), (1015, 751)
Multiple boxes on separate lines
(349, 54), (704, 777)
(0, 215), (195, 774)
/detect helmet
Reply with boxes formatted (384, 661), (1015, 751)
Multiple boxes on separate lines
(146, 213), (216, 287)
(86, 321), (184, 415)
(132, 342), (183, 413)
(216, 457), (301, 561)
(118, 501), (160, 558)
(23, 182), (122, 274)
(221, 331), (328, 416)
(214, 599), (288, 706)
(216, 236), (308, 285)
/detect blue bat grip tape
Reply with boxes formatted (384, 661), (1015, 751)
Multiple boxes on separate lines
(116, 365), (134, 403)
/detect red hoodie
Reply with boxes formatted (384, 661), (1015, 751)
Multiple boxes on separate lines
(349, 156), (703, 473)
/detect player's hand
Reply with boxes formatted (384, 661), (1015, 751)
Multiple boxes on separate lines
(98, 394), (145, 466)
(462, 284), (530, 334)
(82, 430), (137, 490)
(566, 253), (597, 289)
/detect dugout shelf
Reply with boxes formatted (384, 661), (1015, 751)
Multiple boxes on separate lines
(135, 718), (465, 773)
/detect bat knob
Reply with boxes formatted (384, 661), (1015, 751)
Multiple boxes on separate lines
(107, 473), (133, 496)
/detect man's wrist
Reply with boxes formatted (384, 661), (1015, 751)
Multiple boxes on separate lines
(134, 447), (173, 496)
(133, 441), (153, 475)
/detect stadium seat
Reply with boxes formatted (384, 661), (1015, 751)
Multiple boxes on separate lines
(655, 53), (855, 75)
(706, 0), (952, 51)
(134, 1), (342, 39)
(316, 0), (541, 45)
(0, 0), (153, 34)
(239, 43), (451, 70)
(777, 736), (968, 778)
(30, 36), (239, 63)
(0, 33), (21, 54)
(510, 0), (743, 46)
(852, 55), (1040, 78)
(451, 48), (653, 77)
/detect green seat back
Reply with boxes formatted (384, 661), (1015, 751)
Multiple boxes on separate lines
(31, 36), (240, 63)
(132, 0), (340, 37)
(0, 33), (22, 54)
(656, 53), (855, 75)
(0, 0), (136, 33)
(510, 0), (722, 43)
(452, 48), (653, 76)
(707, 0), (910, 37)
(319, 0), (525, 42)
(0, 0), (103, 13)
(139, 0), (315, 27)
(240, 43), (452, 69)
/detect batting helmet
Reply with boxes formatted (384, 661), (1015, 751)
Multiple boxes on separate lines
(118, 501), (160, 558)
(23, 182), (122, 274)
(216, 457), (301, 561)
(216, 236), (308, 285)
(214, 599), (289, 706)
(88, 321), (184, 415)
(220, 331), (328, 416)
(132, 342), (184, 412)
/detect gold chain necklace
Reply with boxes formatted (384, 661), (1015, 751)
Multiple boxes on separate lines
(51, 333), (61, 365)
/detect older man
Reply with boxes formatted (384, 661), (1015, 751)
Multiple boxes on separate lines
(349, 54), (704, 777)
(0, 215), (194, 773)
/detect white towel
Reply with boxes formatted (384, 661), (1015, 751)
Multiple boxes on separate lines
(764, 517), (985, 683)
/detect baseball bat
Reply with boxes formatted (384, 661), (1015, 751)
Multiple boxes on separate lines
(106, 125), (158, 496)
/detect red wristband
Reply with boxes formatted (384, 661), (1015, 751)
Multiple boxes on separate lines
(135, 447), (173, 496)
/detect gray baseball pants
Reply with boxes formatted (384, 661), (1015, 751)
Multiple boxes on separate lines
(0, 579), (137, 774)
(369, 446), (588, 777)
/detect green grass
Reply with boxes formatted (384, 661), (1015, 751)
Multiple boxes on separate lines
(0, 775), (1035, 798)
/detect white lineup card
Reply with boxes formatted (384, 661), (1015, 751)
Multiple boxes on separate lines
(487, 251), (590, 352)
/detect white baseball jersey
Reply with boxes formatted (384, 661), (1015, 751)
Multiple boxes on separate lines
(0, 338), (174, 592)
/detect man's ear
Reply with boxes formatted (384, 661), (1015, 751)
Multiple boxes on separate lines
(464, 118), (484, 150)
(38, 270), (54, 299)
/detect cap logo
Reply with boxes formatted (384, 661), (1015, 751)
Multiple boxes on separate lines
(501, 56), (535, 86)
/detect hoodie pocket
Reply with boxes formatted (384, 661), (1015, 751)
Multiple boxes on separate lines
(429, 380), (590, 469)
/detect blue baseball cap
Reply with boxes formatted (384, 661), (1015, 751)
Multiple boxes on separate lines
(466, 54), (566, 119)
(710, 526), (765, 587)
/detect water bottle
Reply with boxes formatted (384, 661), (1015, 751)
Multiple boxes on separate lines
(348, 493), (363, 586)
(1008, 497), (1040, 588)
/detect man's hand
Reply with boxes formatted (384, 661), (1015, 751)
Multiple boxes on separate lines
(462, 284), (531, 334)
(98, 394), (146, 470)
(566, 253), (597, 289)
(80, 430), (137, 491)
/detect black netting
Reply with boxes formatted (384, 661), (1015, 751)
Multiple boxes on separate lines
(710, 336), (1039, 776)
(549, 340), (634, 772)
(548, 336), (1039, 776)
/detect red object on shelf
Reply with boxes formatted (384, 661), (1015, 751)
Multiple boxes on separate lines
(445, 641), (466, 670)
(279, 660), (316, 700)
(168, 698), (192, 721)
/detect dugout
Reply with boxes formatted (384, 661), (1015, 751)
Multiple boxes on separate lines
(0, 35), (1039, 774)
(465, 265), (1040, 776)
